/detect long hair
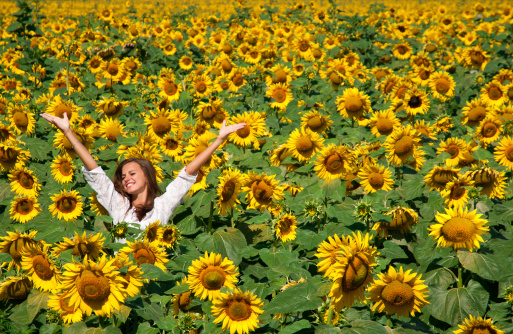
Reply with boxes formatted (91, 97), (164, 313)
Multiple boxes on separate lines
(113, 158), (162, 221)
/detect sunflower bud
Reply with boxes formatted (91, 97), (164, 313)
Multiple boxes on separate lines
(504, 286), (513, 305)
(111, 222), (128, 239)
(353, 199), (374, 223)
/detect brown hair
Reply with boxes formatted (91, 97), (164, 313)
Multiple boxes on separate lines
(113, 158), (162, 221)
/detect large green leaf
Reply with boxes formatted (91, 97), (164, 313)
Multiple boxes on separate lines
(339, 320), (388, 334)
(212, 228), (248, 266)
(278, 319), (312, 334)
(264, 279), (323, 315)
(457, 250), (502, 281)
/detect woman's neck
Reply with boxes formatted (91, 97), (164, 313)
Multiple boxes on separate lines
(131, 192), (148, 207)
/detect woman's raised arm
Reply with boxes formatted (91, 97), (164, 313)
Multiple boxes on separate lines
(184, 120), (246, 176)
(41, 112), (99, 171)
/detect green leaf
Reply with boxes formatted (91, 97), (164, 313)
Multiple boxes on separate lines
(339, 320), (388, 334)
(27, 289), (50, 323)
(7, 21), (23, 33)
(472, 148), (493, 161)
(136, 322), (159, 334)
(101, 326), (123, 334)
(315, 324), (341, 334)
(66, 322), (89, 334)
(140, 263), (169, 280)
(264, 280), (323, 315)
(278, 319), (312, 334)
(381, 241), (409, 261)
(212, 228), (247, 266)
(23, 137), (50, 161)
(457, 250), (502, 281)
(423, 268), (454, 289)
(165, 283), (190, 295)
(156, 317), (179, 331)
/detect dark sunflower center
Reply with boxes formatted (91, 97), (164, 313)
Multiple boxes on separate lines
(0, 101), (6, 114)
(325, 153), (343, 173)
(106, 63), (118, 76)
(13, 112), (29, 127)
(441, 217), (476, 242)
(345, 96), (364, 114)
(162, 229), (177, 243)
(390, 210), (412, 229)
(164, 82), (178, 95)
(469, 106), (486, 122)
(166, 138), (179, 150)
(342, 254), (369, 291)
(236, 125), (251, 138)
(0, 147), (17, 162)
(505, 146), (513, 161)
(450, 184), (466, 200)
(232, 74), (244, 86)
(446, 145), (460, 158)
(470, 51), (484, 66)
(395, 136), (414, 155)
(330, 72), (343, 85)
(408, 96), (422, 108)
(368, 172), (385, 188)
(134, 248), (156, 265)
(471, 325), (498, 334)
(152, 116), (171, 136)
(272, 89), (287, 103)
(433, 170), (455, 186)
(7, 277), (32, 299)
(376, 118), (394, 134)
(72, 242), (91, 258)
(488, 86), (502, 100)
(278, 218), (293, 234)
(33, 255), (54, 280)
(182, 57), (191, 65)
(59, 297), (75, 313)
(482, 123), (497, 137)
(307, 116), (325, 130)
(227, 298), (252, 321)
(18, 172), (34, 189)
(59, 161), (73, 176)
(196, 82), (207, 93)
(54, 104), (71, 118)
(397, 45), (408, 54)
(435, 78), (450, 94)
(222, 180), (236, 202)
(17, 199), (33, 214)
(381, 280), (414, 306)
(77, 270), (111, 302)
(199, 266), (226, 290)
(9, 238), (34, 261)
(253, 180), (273, 201)
(273, 70), (287, 83)
(298, 41), (310, 52)
(57, 196), (77, 213)
(103, 101), (122, 116)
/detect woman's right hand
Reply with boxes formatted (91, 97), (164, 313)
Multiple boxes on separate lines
(41, 112), (71, 133)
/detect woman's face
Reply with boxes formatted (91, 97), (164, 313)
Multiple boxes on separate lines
(121, 162), (148, 196)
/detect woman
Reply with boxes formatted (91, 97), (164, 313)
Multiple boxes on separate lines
(41, 111), (245, 230)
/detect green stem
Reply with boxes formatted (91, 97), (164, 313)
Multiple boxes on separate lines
(273, 239), (276, 253)
(326, 303), (334, 326)
(230, 208), (235, 228)
(458, 267), (463, 288)
(442, 267), (459, 284)
(386, 315), (392, 328)
(207, 201), (214, 234)
(65, 49), (70, 96)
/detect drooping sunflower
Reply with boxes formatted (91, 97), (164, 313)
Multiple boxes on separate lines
(10, 195), (41, 223)
(211, 289), (264, 334)
(47, 292), (83, 324)
(481, 80), (506, 108)
(172, 277), (192, 314)
(284, 128), (324, 162)
(60, 255), (126, 317)
(21, 243), (61, 292)
(96, 96), (127, 118)
(0, 230), (38, 270)
(440, 175), (475, 208)
(49, 189), (83, 221)
(368, 266), (429, 318)
(216, 168), (245, 215)
(266, 82), (293, 110)
(369, 110), (401, 138)
(465, 167), (507, 199)
(336, 87), (372, 119)
(437, 137), (467, 167)
(300, 109), (333, 134)
(0, 275), (32, 300)
(0, 123), (16, 143)
(475, 115), (502, 146)
(187, 251), (238, 301)
(315, 234), (351, 278)
(328, 232), (378, 311)
(0, 142), (30, 171)
(242, 171), (285, 211)
(99, 117), (126, 142)
(384, 125), (422, 166)
(453, 315), (505, 334)
(50, 154), (75, 184)
(274, 213), (297, 242)
(373, 206), (419, 238)
(111, 253), (144, 297)
(9, 104), (35, 135)
(53, 231), (105, 260)
(429, 206), (489, 251)
(429, 71), (455, 102)
(358, 164), (394, 193)
(403, 87), (430, 116)
(228, 111), (266, 150)
(494, 136), (513, 169)
(119, 240), (169, 271)
(424, 166), (461, 191)
(8, 166), (41, 197)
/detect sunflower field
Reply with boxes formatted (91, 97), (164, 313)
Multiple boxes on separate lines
(1, 0), (513, 333)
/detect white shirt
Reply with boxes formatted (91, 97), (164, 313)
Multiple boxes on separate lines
(82, 166), (197, 230)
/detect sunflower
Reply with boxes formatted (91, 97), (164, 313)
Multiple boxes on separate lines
(158, 76), (182, 101)
(183, 131), (224, 171)
(274, 213), (297, 242)
(454, 315), (505, 334)
(266, 82), (293, 110)
(53, 231), (105, 261)
(196, 99), (228, 128)
(229, 68), (247, 92)
(50, 154), (75, 184)
(494, 136), (513, 169)
(429, 206), (489, 251)
(158, 225), (180, 249)
(60, 255), (126, 317)
(119, 240), (169, 271)
(87, 55), (106, 74)
(429, 71), (455, 102)
(211, 289), (264, 334)
(475, 116), (502, 146)
(384, 125), (422, 166)
(77, 115), (99, 137)
(358, 164), (394, 193)
(144, 220), (161, 242)
(191, 74), (213, 98)
(10, 195), (41, 223)
(424, 166), (461, 191)
(96, 97), (127, 118)
(99, 117), (126, 142)
(462, 98), (490, 127)
(9, 104), (35, 135)
(0, 123), (15, 143)
(228, 111), (266, 150)
(368, 266), (429, 318)
(285, 128), (324, 162)
(144, 108), (181, 143)
(0, 142), (30, 171)
(172, 277), (192, 315)
(46, 95), (79, 124)
(293, 34), (314, 60)
(21, 244), (60, 292)
(315, 234), (351, 278)
(328, 232), (378, 311)
(480, 80), (506, 108)
(242, 171), (285, 211)
(102, 58), (126, 81)
(8, 166), (41, 197)
(373, 206), (418, 238)
(54, 127), (94, 157)
(187, 251), (238, 301)
(0, 275), (32, 300)
(0, 230), (38, 270)
(465, 167), (506, 199)
(47, 292), (83, 324)
(300, 109), (332, 134)
(460, 46), (490, 71)
(111, 253), (144, 297)
(265, 63), (292, 86)
(49, 189), (83, 221)
(437, 137), (467, 167)
(160, 134), (184, 158)
(369, 110), (401, 138)
(216, 168), (245, 215)
(392, 42), (412, 59)
(440, 175), (475, 208)
(336, 87), (372, 119)
(390, 79), (414, 101)
(403, 87), (430, 116)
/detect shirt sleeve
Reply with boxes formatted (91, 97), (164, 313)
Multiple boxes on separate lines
(81, 166), (127, 217)
(155, 167), (197, 221)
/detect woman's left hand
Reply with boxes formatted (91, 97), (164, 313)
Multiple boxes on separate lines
(218, 120), (247, 142)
